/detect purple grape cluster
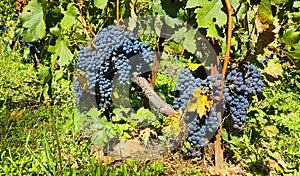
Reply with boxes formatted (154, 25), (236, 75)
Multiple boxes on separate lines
(75, 25), (153, 112)
(224, 64), (264, 129)
(187, 107), (220, 157)
(174, 64), (264, 156)
(173, 68), (222, 157)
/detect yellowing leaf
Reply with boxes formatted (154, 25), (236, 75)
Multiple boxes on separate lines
(113, 91), (120, 99)
(188, 63), (203, 71)
(258, 0), (274, 25)
(262, 60), (283, 78)
(163, 113), (182, 137)
(264, 125), (279, 137)
(186, 89), (213, 117)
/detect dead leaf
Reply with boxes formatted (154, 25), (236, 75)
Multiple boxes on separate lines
(208, 166), (229, 176)
(71, 161), (79, 168)
(10, 108), (25, 118)
(275, 152), (287, 169)
(10, 111), (16, 118)
(91, 147), (119, 163)
(140, 128), (157, 147)
(16, 108), (25, 117)
(255, 15), (269, 34)
(268, 159), (278, 170)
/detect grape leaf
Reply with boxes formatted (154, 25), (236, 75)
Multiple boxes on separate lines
(87, 108), (102, 118)
(188, 63), (203, 71)
(61, 3), (79, 29)
(183, 29), (197, 53)
(262, 60), (283, 78)
(264, 125), (279, 138)
(48, 38), (73, 67)
(140, 128), (157, 147)
(285, 43), (300, 68)
(194, 0), (227, 28)
(20, 0), (46, 42)
(186, 89), (213, 117)
(186, 0), (199, 8)
(258, 0), (274, 24)
(281, 27), (300, 46)
(172, 27), (187, 43)
(152, 0), (166, 16)
(207, 22), (220, 39)
(94, 0), (108, 9)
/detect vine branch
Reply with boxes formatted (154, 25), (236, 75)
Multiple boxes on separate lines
(131, 73), (177, 116)
(215, 0), (234, 169)
(221, 0), (233, 97)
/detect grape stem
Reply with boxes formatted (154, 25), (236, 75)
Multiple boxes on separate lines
(78, 0), (96, 42)
(46, 99), (63, 176)
(131, 72), (177, 116)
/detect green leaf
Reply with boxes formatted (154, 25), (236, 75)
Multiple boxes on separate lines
(281, 27), (300, 46)
(263, 125), (279, 138)
(186, 0), (199, 8)
(183, 29), (197, 53)
(94, 0), (108, 9)
(194, 0), (227, 28)
(294, 1), (300, 8)
(285, 43), (300, 68)
(61, 3), (79, 29)
(152, 0), (166, 16)
(207, 22), (220, 39)
(20, 0), (46, 41)
(48, 38), (73, 67)
(258, 0), (274, 24)
(271, 0), (288, 5)
(172, 27), (187, 43)
(222, 129), (229, 141)
(87, 108), (102, 118)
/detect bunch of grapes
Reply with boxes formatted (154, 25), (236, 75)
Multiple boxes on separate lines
(74, 25), (153, 112)
(173, 68), (223, 157)
(186, 107), (221, 157)
(224, 64), (264, 129)
(174, 63), (264, 157)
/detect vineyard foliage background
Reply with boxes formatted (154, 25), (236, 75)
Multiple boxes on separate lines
(0, 0), (299, 175)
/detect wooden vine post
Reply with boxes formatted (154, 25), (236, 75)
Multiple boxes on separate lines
(214, 0), (234, 169)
